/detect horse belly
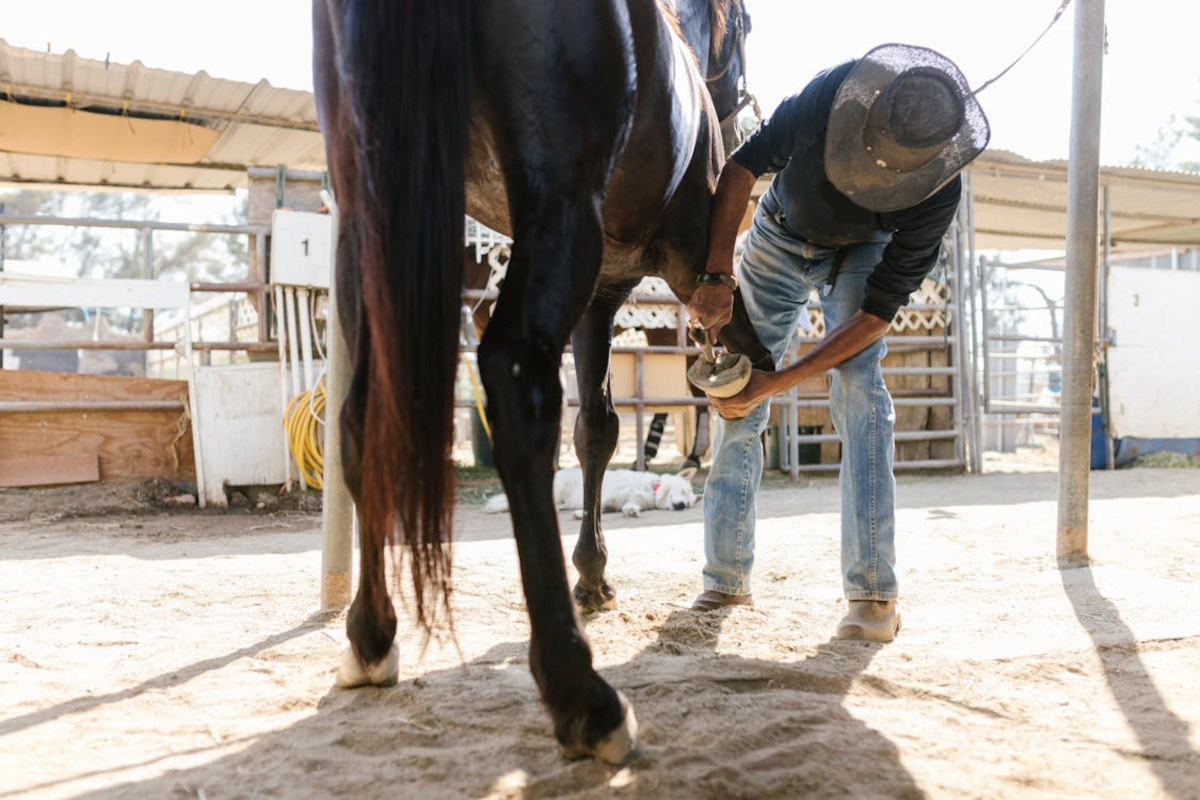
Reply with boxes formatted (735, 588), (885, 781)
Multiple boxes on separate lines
(601, 19), (707, 246)
(464, 118), (512, 238)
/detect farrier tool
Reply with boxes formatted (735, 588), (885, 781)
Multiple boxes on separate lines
(686, 324), (752, 398)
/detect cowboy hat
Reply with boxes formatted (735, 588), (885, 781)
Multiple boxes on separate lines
(824, 43), (990, 212)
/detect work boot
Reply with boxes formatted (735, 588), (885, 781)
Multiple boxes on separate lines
(835, 600), (900, 642)
(691, 590), (753, 611)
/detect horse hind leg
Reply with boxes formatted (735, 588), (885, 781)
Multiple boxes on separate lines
(331, 226), (400, 689)
(570, 288), (634, 612)
(312, 1), (399, 687)
(334, 349), (400, 688)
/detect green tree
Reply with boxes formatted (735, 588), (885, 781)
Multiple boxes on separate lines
(1, 189), (250, 335)
(1130, 108), (1199, 173)
(1, 189), (247, 281)
(1181, 113), (1200, 174)
(0, 190), (69, 263)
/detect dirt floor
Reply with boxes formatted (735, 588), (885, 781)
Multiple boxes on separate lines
(2, 460), (1199, 799)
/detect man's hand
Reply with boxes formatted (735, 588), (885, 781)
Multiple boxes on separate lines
(709, 369), (776, 420)
(685, 283), (734, 344)
(709, 311), (892, 421)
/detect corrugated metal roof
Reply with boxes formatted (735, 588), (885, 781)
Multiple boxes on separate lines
(0, 39), (324, 192)
(967, 150), (1200, 252)
(2, 39), (1198, 254)
(752, 149), (1200, 253)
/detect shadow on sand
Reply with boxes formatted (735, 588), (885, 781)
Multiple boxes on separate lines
(1060, 567), (1199, 800)
(37, 608), (921, 799)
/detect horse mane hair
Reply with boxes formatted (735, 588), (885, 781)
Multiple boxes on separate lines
(656, 1), (686, 45)
(709, 0), (734, 60)
(656, 0), (737, 65)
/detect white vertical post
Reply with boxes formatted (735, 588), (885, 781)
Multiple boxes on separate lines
(320, 192), (353, 610)
(275, 285), (294, 491)
(283, 287), (303, 399)
(964, 173), (984, 473)
(948, 217), (967, 467)
(1057, 0), (1105, 566)
(296, 286), (316, 390)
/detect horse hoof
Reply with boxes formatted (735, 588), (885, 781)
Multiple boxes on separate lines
(558, 690), (641, 765)
(593, 691), (641, 765)
(336, 644), (399, 688)
(573, 581), (617, 614)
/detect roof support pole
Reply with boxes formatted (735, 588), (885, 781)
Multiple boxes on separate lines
(1057, 0), (1105, 566)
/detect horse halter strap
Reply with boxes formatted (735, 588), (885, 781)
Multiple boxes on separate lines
(706, 2), (762, 137)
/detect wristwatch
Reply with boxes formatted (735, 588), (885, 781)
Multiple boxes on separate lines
(695, 272), (738, 291)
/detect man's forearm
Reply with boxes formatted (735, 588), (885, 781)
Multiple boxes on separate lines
(763, 310), (890, 394)
(710, 309), (890, 419)
(706, 161), (757, 276)
(687, 160), (759, 338)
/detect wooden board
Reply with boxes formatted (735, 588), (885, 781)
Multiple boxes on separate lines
(0, 371), (195, 482)
(0, 370), (193, 402)
(610, 352), (693, 413)
(0, 453), (100, 487)
(0, 99), (218, 164)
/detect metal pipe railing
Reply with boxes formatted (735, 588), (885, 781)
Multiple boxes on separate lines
(0, 214), (269, 235)
(788, 459), (965, 474)
(3, 209), (968, 475)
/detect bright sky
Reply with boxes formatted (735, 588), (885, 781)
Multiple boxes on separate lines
(3, 0), (1198, 167)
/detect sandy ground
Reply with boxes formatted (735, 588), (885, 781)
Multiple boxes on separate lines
(2, 464), (1199, 799)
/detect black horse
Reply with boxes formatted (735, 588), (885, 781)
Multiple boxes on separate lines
(312, 0), (768, 763)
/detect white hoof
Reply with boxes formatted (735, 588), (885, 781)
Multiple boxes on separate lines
(336, 644), (399, 688)
(593, 691), (641, 765)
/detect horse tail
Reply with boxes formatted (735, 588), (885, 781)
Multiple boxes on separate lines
(343, 0), (468, 629)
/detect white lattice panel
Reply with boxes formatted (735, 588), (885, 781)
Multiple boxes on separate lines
(802, 278), (949, 338)
(616, 277), (679, 330)
(459, 259), (948, 340)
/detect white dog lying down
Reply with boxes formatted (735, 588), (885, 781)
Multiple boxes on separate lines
(484, 467), (698, 518)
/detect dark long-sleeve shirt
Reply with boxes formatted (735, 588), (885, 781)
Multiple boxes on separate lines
(731, 60), (961, 322)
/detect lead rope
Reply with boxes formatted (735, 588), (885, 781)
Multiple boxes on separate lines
(971, 0), (1074, 97)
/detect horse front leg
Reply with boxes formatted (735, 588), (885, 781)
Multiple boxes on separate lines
(471, 0), (639, 761)
(569, 286), (634, 612)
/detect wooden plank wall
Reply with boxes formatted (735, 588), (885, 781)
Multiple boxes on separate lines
(0, 371), (195, 483)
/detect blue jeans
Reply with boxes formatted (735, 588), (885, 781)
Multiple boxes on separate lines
(702, 201), (898, 601)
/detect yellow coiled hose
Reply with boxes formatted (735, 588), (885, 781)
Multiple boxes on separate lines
(285, 356), (489, 491)
(461, 353), (491, 442)
(285, 377), (326, 490)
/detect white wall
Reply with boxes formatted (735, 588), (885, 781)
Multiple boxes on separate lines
(1106, 266), (1200, 439)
